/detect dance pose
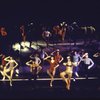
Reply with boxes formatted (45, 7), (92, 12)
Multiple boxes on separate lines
(51, 49), (63, 63)
(42, 30), (52, 47)
(0, 56), (18, 86)
(26, 60), (37, 73)
(72, 51), (82, 81)
(30, 54), (42, 77)
(82, 53), (94, 78)
(44, 54), (59, 87)
(53, 22), (67, 42)
(40, 48), (48, 65)
(51, 49), (63, 72)
(60, 56), (75, 90)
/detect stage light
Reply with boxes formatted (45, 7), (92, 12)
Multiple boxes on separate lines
(31, 45), (40, 50)
(12, 43), (20, 51)
(21, 47), (29, 52)
(21, 41), (30, 48)
(12, 41), (31, 53)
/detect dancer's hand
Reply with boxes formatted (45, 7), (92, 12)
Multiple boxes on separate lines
(88, 66), (92, 69)
(63, 63), (67, 66)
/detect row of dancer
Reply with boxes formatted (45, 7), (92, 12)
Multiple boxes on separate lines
(0, 49), (94, 90)
(26, 49), (94, 90)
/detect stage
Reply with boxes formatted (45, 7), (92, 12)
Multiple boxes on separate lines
(0, 39), (100, 99)
(0, 77), (100, 99)
(0, 0), (100, 100)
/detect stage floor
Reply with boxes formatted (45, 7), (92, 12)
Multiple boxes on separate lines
(0, 77), (100, 99)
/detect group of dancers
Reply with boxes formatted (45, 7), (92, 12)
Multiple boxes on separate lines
(0, 48), (94, 90)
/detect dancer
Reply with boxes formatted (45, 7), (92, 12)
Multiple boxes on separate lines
(20, 25), (26, 42)
(40, 48), (48, 65)
(42, 29), (52, 47)
(53, 22), (67, 42)
(26, 60), (36, 73)
(51, 49), (63, 72)
(30, 54), (42, 78)
(44, 54), (59, 87)
(82, 53), (94, 78)
(60, 56), (74, 90)
(0, 56), (18, 86)
(51, 49), (63, 63)
(72, 51), (82, 81)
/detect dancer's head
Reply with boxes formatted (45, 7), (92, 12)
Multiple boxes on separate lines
(67, 56), (71, 61)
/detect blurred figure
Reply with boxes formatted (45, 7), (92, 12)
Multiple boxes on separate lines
(51, 49), (63, 72)
(0, 54), (6, 71)
(44, 54), (59, 87)
(60, 56), (74, 90)
(82, 53), (94, 78)
(0, 56), (18, 86)
(30, 54), (42, 78)
(72, 51), (82, 81)
(20, 25), (26, 42)
(42, 29), (52, 47)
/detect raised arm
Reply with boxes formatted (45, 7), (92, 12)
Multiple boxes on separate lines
(26, 60), (33, 66)
(63, 62), (67, 66)
(93, 52), (100, 58)
(4, 56), (11, 62)
(30, 54), (34, 59)
(44, 55), (51, 60)
(51, 50), (56, 55)
(88, 58), (94, 69)
(43, 52), (51, 60)
(5, 61), (10, 68)
(45, 52), (48, 57)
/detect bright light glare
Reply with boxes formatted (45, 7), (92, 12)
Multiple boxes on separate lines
(12, 43), (20, 51)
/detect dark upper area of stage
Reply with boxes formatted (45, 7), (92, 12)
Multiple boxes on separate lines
(0, 0), (100, 29)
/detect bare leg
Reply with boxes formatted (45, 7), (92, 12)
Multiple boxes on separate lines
(37, 66), (42, 75)
(0, 71), (6, 80)
(50, 69), (56, 87)
(9, 69), (14, 86)
(36, 66), (42, 78)
(47, 70), (53, 87)
(1, 68), (10, 80)
(60, 72), (68, 88)
(62, 32), (65, 42)
(67, 73), (72, 90)
(30, 67), (32, 72)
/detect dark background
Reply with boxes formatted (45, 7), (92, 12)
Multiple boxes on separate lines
(0, 0), (100, 42)
(0, 0), (100, 26)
